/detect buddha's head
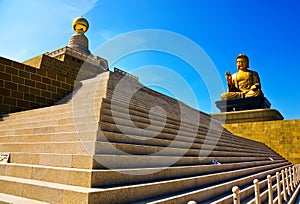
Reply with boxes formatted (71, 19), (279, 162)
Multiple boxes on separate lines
(236, 54), (249, 70)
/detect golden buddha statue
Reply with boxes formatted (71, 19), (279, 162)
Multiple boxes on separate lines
(221, 54), (263, 100)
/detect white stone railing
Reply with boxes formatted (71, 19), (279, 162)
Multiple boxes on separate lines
(232, 164), (300, 204)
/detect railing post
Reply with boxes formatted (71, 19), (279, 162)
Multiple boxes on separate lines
(281, 170), (288, 202)
(289, 167), (294, 192)
(254, 179), (261, 204)
(295, 165), (298, 185)
(292, 166), (296, 189)
(295, 164), (300, 185)
(267, 175), (274, 204)
(298, 165), (300, 184)
(276, 172), (282, 204)
(295, 164), (299, 185)
(232, 186), (240, 204)
(285, 168), (291, 196)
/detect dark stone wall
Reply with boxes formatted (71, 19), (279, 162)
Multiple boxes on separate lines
(0, 56), (78, 116)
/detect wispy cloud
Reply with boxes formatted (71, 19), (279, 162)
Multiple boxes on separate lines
(0, 0), (99, 61)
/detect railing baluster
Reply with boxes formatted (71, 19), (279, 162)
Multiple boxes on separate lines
(232, 186), (240, 204)
(292, 166), (296, 189)
(254, 179), (261, 204)
(296, 164), (300, 185)
(276, 172), (282, 204)
(267, 175), (273, 204)
(289, 167), (294, 192)
(281, 170), (288, 202)
(285, 168), (291, 196)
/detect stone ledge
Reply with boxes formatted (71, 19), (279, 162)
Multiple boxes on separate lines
(210, 108), (284, 124)
(215, 97), (271, 112)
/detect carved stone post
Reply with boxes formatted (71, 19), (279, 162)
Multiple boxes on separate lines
(289, 167), (294, 191)
(253, 179), (261, 204)
(276, 172), (282, 204)
(281, 170), (287, 201)
(232, 186), (240, 204)
(292, 166), (296, 189)
(267, 175), (273, 204)
(285, 168), (291, 196)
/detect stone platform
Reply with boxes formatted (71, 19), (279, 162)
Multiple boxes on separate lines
(215, 97), (271, 112)
(211, 108), (284, 124)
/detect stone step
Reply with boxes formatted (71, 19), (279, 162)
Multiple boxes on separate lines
(0, 104), (101, 127)
(96, 141), (280, 158)
(8, 152), (94, 169)
(0, 193), (48, 204)
(100, 98), (265, 147)
(98, 113), (266, 150)
(0, 175), (91, 204)
(0, 125), (76, 137)
(6, 150), (278, 170)
(92, 154), (281, 169)
(0, 131), (97, 143)
(100, 105), (224, 141)
(101, 97), (218, 131)
(144, 164), (292, 204)
(98, 131), (277, 155)
(0, 122), (101, 137)
(0, 163), (290, 204)
(98, 121), (270, 153)
(0, 141), (91, 154)
(0, 160), (287, 188)
(0, 140), (280, 159)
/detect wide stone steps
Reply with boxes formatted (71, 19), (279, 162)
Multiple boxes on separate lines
(98, 117), (269, 153)
(0, 141), (282, 161)
(0, 94), (279, 159)
(0, 163), (291, 204)
(103, 94), (214, 128)
(144, 164), (292, 204)
(99, 98), (266, 147)
(98, 131), (280, 157)
(92, 154), (281, 169)
(5, 151), (276, 170)
(98, 117), (273, 155)
(0, 160), (285, 188)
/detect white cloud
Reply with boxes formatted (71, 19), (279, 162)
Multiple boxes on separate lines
(0, 0), (99, 61)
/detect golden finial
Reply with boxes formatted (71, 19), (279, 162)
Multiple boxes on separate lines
(72, 16), (89, 34)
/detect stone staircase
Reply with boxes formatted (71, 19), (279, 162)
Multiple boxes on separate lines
(0, 71), (292, 203)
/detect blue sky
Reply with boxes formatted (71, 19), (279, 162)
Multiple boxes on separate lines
(0, 0), (299, 119)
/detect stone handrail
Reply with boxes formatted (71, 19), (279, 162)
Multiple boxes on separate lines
(232, 164), (300, 204)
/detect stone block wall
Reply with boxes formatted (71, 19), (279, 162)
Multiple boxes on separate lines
(223, 119), (300, 164)
(0, 56), (77, 115)
(24, 54), (101, 80)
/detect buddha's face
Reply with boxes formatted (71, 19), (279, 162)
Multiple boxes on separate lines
(236, 58), (248, 70)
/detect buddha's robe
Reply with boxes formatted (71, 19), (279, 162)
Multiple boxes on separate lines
(221, 69), (263, 100)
